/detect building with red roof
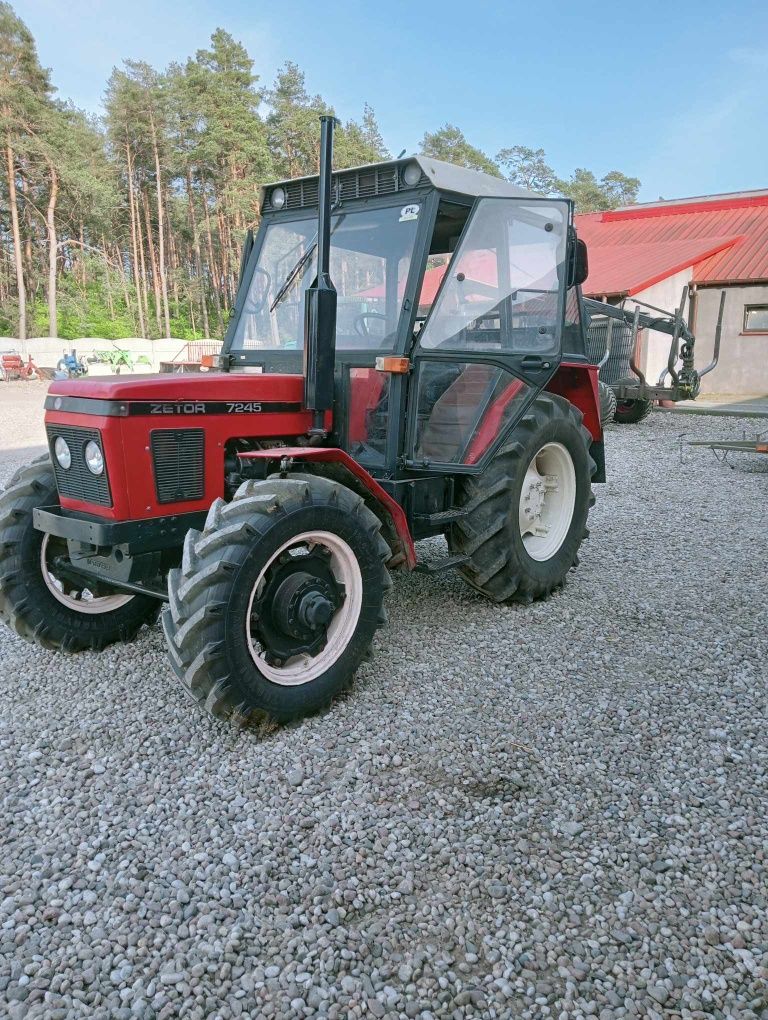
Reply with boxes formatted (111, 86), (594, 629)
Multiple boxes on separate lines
(576, 189), (768, 395)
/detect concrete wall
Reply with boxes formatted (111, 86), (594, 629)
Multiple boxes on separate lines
(0, 337), (221, 374)
(693, 284), (768, 396)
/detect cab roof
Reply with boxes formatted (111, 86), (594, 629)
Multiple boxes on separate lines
(260, 156), (539, 213)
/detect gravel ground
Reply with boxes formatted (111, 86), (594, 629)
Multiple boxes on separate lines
(1, 385), (767, 1020)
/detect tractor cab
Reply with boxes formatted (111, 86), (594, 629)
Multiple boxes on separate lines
(223, 155), (596, 485)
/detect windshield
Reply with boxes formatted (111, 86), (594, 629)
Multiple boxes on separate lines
(418, 198), (568, 354)
(231, 204), (421, 351)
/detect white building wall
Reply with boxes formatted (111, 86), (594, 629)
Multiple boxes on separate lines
(623, 269), (693, 387)
(616, 276), (768, 397)
(693, 284), (768, 395)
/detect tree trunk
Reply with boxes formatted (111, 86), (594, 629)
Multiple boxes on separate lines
(46, 166), (59, 337)
(19, 170), (33, 283)
(5, 140), (26, 340)
(149, 111), (171, 336)
(101, 235), (114, 319)
(142, 188), (162, 333)
(115, 242), (134, 328)
(79, 221), (86, 288)
(186, 167), (210, 337)
(126, 143), (147, 338)
(202, 190), (223, 332)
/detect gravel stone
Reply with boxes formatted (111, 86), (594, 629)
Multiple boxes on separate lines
(1, 393), (767, 1019)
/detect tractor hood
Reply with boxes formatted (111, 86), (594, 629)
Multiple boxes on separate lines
(47, 371), (305, 404)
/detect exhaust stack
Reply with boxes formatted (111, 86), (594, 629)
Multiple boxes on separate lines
(304, 115), (338, 436)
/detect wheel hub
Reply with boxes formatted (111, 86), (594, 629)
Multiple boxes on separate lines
(252, 547), (345, 666)
(273, 571), (337, 638)
(518, 443), (576, 561)
(522, 478), (547, 524)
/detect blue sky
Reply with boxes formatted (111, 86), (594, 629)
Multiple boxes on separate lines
(16, 0), (768, 202)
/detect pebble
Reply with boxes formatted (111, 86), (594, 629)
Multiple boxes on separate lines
(1, 402), (767, 1019)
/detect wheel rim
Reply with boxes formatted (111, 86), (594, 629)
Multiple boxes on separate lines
(246, 530), (363, 686)
(518, 442), (577, 561)
(40, 534), (134, 614)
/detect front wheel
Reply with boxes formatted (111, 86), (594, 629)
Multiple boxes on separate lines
(448, 393), (595, 603)
(162, 475), (392, 724)
(0, 458), (160, 650)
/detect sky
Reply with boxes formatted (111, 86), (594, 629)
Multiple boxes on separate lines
(15, 0), (768, 202)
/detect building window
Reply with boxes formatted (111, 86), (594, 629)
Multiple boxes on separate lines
(743, 305), (768, 333)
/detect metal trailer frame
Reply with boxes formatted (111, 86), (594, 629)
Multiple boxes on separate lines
(583, 287), (724, 404)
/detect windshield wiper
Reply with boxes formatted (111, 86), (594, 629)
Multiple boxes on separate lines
(268, 208), (344, 314)
(269, 237), (317, 313)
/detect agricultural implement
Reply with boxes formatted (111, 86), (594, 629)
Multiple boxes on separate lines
(584, 288), (723, 424)
(0, 118), (604, 725)
(0, 351), (38, 381)
(55, 349), (89, 379)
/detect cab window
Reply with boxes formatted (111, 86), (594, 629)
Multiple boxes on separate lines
(418, 198), (568, 355)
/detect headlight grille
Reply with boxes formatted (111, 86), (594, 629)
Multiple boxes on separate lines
(46, 425), (112, 506)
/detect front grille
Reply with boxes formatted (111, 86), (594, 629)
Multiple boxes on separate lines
(151, 429), (205, 504)
(46, 425), (111, 506)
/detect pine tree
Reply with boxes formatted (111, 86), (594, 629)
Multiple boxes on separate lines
(419, 124), (501, 177)
(0, 1), (53, 338)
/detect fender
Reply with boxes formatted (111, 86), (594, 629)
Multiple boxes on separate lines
(545, 362), (605, 482)
(237, 447), (417, 570)
(545, 362), (602, 441)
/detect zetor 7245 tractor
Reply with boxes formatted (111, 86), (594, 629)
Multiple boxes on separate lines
(0, 118), (603, 725)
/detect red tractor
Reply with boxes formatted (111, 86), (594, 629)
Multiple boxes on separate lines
(0, 118), (602, 725)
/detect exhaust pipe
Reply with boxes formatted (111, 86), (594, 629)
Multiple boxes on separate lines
(304, 115), (339, 436)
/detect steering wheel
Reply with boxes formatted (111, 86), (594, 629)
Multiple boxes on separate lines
(354, 312), (389, 337)
(243, 266), (272, 314)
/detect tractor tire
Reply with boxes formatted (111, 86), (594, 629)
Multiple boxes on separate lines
(0, 457), (159, 650)
(162, 475), (392, 725)
(598, 381), (617, 426)
(448, 393), (595, 604)
(613, 397), (653, 424)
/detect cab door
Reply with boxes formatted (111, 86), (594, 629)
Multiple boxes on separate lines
(405, 196), (571, 471)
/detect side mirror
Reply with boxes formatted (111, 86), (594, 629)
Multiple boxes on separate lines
(570, 237), (589, 288)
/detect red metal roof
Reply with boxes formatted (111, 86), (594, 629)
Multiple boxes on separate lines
(576, 191), (768, 296)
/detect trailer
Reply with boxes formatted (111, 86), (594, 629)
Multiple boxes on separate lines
(584, 288), (724, 423)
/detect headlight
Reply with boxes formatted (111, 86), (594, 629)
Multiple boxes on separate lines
(84, 440), (104, 476)
(271, 187), (286, 210)
(54, 436), (71, 470)
(402, 161), (422, 187)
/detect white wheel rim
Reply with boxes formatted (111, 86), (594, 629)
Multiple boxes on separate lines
(40, 534), (134, 614)
(246, 530), (363, 686)
(518, 442), (577, 561)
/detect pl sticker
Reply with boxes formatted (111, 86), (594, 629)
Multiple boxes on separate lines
(399, 204), (420, 222)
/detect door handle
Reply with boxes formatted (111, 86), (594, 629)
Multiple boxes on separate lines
(520, 355), (552, 370)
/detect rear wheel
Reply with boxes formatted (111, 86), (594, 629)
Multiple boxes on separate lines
(162, 475), (391, 724)
(0, 458), (159, 650)
(613, 396), (653, 424)
(598, 380), (617, 426)
(448, 393), (595, 603)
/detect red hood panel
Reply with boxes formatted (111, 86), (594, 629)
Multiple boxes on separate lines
(47, 371), (305, 402)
